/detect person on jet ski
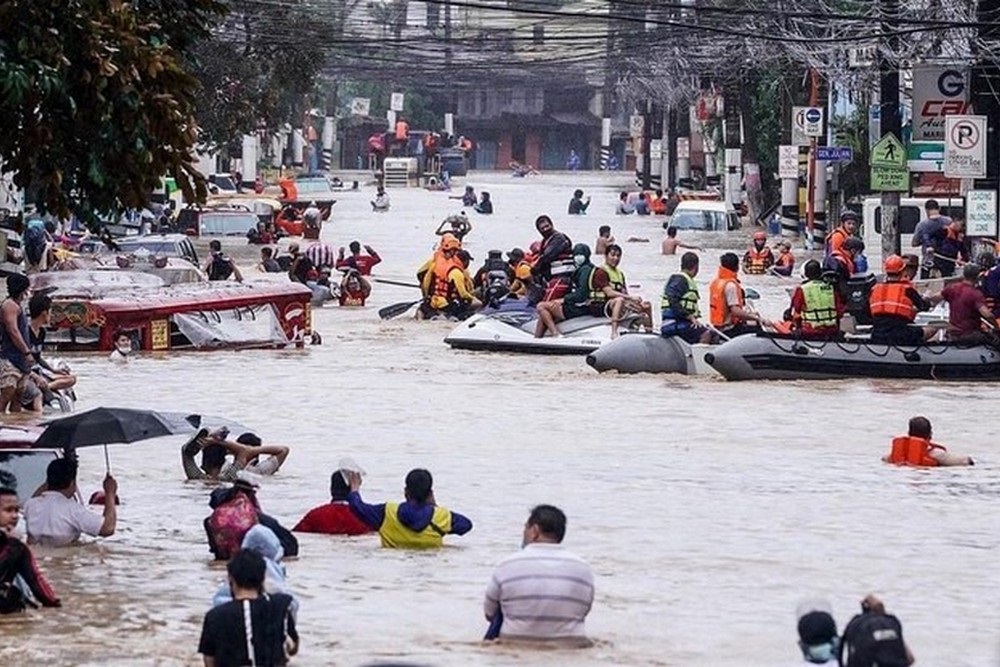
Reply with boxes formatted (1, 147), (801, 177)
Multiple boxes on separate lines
(473, 250), (514, 308)
(594, 244), (652, 338)
(534, 243), (596, 338)
(531, 215), (574, 301)
(418, 242), (480, 320)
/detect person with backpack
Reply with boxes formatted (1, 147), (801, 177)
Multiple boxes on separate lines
(203, 240), (243, 282)
(838, 594), (914, 667)
(204, 474), (298, 561)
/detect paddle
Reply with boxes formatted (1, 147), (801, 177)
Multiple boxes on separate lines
(705, 323), (731, 341)
(373, 278), (421, 289)
(378, 300), (421, 320)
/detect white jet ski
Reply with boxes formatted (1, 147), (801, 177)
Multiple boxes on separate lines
(586, 333), (718, 375)
(445, 310), (641, 355)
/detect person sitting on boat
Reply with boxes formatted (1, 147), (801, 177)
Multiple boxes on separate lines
(532, 215), (575, 302)
(418, 242), (479, 320)
(594, 225), (614, 256)
(336, 241), (381, 276)
(928, 217), (969, 279)
(474, 191), (493, 215)
(345, 468), (473, 549)
(182, 428), (290, 482)
(204, 240), (243, 283)
(450, 185), (477, 207)
(978, 252), (1000, 321)
(434, 213), (472, 241)
(23, 294), (76, 412)
(926, 263), (999, 344)
(594, 244), (652, 338)
(278, 177), (298, 201)
(772, 240), (795, 276)
(825, 210), (859, 257)
(822, 236), (864, 300)
(473, 250), (513, 308)
(788, 259), (842, 341)
(258, 247), (282, 273)
(661, 251), (712, 344)
(338, 267), (371, 307)
(742, 231), (774, 275)
(884, 416), (974, 467)
(869, 255), (935, 346)
(709, 252), (770, 339)
(293, 465), (373, 536)
(534, 243), (597, 338)
(568, 189), (590, 215)
(370, 187), (391, 212)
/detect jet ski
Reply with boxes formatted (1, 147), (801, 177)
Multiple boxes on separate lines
(704, 333), (1000, 381)
(586, 333), (717, 375)
(445, 309), (641, 355)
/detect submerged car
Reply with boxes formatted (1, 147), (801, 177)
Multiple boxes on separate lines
(667, 200), (741, 232)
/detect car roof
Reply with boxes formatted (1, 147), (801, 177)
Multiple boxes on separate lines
(673, 200), (732, 212)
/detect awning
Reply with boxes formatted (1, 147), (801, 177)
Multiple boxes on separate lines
(548, 111), (600, 127)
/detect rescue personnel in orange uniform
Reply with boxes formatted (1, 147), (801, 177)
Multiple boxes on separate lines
(825, 210), (859, 257)
(772, 240), (795, 277)
(869, 255), (934, 345)
(742, 231), (775, 275)
(884, 416), (974, 467)
(709, 252), (770, 339)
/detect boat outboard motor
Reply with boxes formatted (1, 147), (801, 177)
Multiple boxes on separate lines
(843, 274), (876, 326)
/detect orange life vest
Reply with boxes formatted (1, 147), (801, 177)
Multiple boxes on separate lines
(887, 436), (943, 467)
(869, 281), (917, 320)
(709, 267), (744, 327)
(829, 249), (855, 277)
(776, 252), (794, 270)
(744, 246), (774, 274)
(826, 227), (849, 255)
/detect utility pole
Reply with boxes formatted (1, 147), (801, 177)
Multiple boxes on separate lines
(879, 0), (902, 258)
(972, 0), (1000, 196)
(641, 100), (652, 189)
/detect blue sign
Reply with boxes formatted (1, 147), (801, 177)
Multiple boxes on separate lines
(805, 108), (823, 123)
(816, 146), (854, 162)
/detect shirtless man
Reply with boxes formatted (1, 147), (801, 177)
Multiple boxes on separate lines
(661, 226), (702, 256)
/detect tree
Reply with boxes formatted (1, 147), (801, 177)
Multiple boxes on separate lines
(0, 0), (226, 227)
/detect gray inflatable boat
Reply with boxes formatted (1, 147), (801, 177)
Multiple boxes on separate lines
(586, 333), (717, 375)
(704, 333), (1000, 381)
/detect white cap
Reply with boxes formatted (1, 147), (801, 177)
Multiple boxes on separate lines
(337, 457), (366, 482)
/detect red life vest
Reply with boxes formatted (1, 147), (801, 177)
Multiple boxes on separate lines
(744, 246), (774, 274)
(870, 281), (917, 320)
(887, 436), (942, 467)
(830, 249), (855, 276)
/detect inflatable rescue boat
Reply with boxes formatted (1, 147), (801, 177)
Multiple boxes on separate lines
(704, 333), (1000, 381)
(586, 333), (717, 375)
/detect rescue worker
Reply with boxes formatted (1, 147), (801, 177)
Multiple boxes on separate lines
(823, 236), (864, 299)
(742, 231), (774, 275)
(825, 210), (859, 257)
(592, 244), (652, 338)
(789, 259), (842, 340)
(884, 416), (973, 467)
(660, 251), (711, 344)
(928, 217), (969, 278)
(473, 250), (513, 307)
(868, 255), (934, 345)
(531, 215), (574, 301)
(418, 238), (479, 320)
(772, 240), (795, 276)
(709, 252), (770, 339)
(534, 243), (596, 338)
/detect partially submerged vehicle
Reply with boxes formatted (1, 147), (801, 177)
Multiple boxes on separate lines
(667, 200), (741, 232)
(41, 277), (312, 352)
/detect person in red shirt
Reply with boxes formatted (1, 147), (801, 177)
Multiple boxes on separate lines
(293, 469), (373, 536)
(929, 263), (999, 343)
(335, 241), (381, 276)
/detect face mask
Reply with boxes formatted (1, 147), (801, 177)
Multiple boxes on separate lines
(574, 254), (587, 267)
(800, 639), (838, 664)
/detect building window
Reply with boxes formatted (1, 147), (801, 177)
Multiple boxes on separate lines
(499, 89), (512, 107)
(532, 25), (544, 44)
(427, 3), (440, 28)
(479, 91), (489, 115)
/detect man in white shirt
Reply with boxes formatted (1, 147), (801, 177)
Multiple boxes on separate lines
(24, 458), (118, 547)
(484, 504), (594, 644)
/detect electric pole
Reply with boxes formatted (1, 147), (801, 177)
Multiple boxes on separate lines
(879, 0), (902, 258)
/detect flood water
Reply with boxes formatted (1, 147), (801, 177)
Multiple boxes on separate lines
(4, 172), (999, 666)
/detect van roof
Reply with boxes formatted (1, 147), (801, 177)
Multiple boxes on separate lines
(673, 200), (733, 213)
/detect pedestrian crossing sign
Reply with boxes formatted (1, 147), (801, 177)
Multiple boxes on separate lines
(871, 134), (906, 168)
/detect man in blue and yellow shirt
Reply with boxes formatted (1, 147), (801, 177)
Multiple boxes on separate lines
(346, 468), (472, 549)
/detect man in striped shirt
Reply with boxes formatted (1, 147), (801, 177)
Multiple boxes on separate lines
(484, 505), (594, 644)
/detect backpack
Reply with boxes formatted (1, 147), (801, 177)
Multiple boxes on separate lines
(208, 252), (234, 281)
(24, 222), (46, 266)
(839, 612), (909, 667)
(206, 491), (260, 560)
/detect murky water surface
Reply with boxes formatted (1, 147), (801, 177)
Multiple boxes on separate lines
(3, 173), (998, 666)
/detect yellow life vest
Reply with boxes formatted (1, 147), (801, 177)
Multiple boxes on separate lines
(661, 273), (700, 318)
(800, 280), (838, 327)
(379, 502), (452, 549)
(589, 264), (626, 303)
